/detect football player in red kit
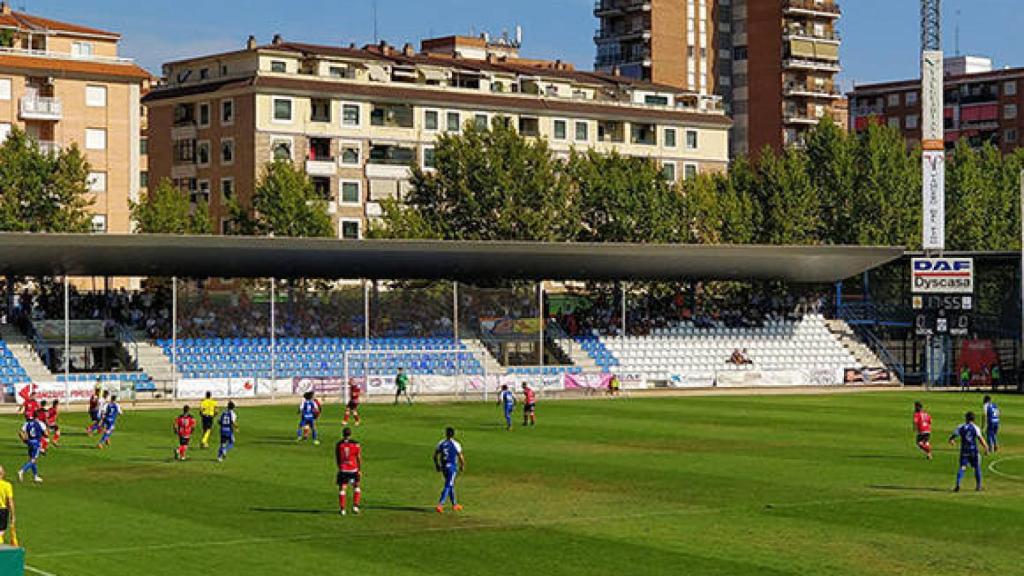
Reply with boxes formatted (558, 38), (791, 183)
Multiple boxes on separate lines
(343, 379), (362, 427)
(913, 401), (933, 460)
(45, 399), (61, 447)
(335, 427), (363, 516)
(173, 406), (197, 461)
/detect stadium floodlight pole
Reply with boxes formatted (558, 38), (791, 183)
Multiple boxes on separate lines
(453, 281), (460, 397)
(538, 281), (545, 370)
(63, 275), (69, 403)
(171, 276), (178, 400)
(621, 281), (627, 338)
(363, 279), (370, 354)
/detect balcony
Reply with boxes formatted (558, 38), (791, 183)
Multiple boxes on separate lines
(783, 83), (843, 99)
(782, 0), (841, 18)
(37, 141), (61, 155)
(305, 158), (337, 177)
(783, 28), (841, 43)
(20, 96), (62, 121)
(783, 112), (824, 125)
(595, 47), (652, 68)
(594, 25), (651, 42)
(594, 0), (650, 16)
(783, 58), (840, 73)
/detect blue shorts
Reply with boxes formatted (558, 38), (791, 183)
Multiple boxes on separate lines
(443, 467), (458, 488)
(504, 404), (514, 415)
(300, 417), (316, 428)
(102, 420), (116, 432)
(960, 452), (980, 469)
(27, 442), (40, 459)
(988, 422), (1000, 436)
(220, 433), (234, 444)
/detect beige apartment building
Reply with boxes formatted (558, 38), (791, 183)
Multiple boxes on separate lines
(0, 2), (150, 234)
(144, 34), (731, 239)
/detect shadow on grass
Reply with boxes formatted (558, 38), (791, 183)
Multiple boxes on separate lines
(868, 484), (949, 493)
(251, 504), (434, 515)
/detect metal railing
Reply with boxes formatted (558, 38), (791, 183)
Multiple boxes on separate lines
(20, 95), (62, 118)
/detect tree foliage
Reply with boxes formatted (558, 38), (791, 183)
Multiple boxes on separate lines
(130, 178), (211, 235)
(0, 128), (93, 233)
(231, 160), (333, 238)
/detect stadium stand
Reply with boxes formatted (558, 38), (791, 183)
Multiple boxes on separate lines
(572, 314), (860, 380)
(0, 340), (31, 391)
(158, 337), (487, 379)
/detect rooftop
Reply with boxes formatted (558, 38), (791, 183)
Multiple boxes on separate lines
(0, 2), (120, 40)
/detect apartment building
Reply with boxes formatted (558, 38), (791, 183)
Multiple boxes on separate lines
(596, 0), (843, 157)
(0, 2), (150, 234)
(144, 35), (730, 240)
(594, 0), (716, 95)
(849, 56), (1024, 154)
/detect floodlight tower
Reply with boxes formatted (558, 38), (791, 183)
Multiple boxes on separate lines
(920, 0), (945, 253)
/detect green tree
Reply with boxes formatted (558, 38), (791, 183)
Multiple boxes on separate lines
(946, 141), (1018, 251)
(757, 146), (822, 245)
(851, 124), (921, 248)
(804, 118), (858, 245)
(568, 149), (682, 243)
(130, 178), (211, 234)
(0, 127), (93, 232)
(232, 160), (333, 238)
(373, 119), (579, 241)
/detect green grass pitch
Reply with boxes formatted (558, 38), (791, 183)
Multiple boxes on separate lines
(2, 391), (1021, 576)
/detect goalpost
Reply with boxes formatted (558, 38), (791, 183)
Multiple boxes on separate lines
(341, 348), (487, 403)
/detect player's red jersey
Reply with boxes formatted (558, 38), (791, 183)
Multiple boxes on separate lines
(175, 415), (196, 438)
(349, 385), (361, 404)
(22, 399), (39, 421)
(336, 440), (361, 472)
(45, 406), (59, 427)
(313, 399), (323, 418)
(88, 394), (99, 412)
(524, 388), (536, 404)
(913, 411), (932, 433)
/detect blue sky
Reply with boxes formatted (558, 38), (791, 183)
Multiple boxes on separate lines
(18, 0), (1024, 87)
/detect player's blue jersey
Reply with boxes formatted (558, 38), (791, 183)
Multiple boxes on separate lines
(436, 439), (462, 470)
(986, 403), (1000, 425)
(21, 420), (45, 443)
(220, 410), (236, 436)
(952, 423), (982, 454)
(103, 402), (122, 424)
(500, 390), (515, 408)
(300, 399), (317, 420)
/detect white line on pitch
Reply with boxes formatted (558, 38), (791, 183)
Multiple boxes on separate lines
(29, 492), (937, 560)
(25, 565), (58, 576)
(988, 455), (1024, 481)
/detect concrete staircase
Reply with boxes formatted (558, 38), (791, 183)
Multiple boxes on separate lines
(825, 319), (898, 381)
(0, 325), (54, 382)
(134, 340), (175, 386)
(462, 339), (504, 375)
(555, 338), (599, 372)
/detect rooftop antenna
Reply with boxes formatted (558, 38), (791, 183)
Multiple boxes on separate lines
(372, 0), (378, 44)
(954, 9), (961, 56)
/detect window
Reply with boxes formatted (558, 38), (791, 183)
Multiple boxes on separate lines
(311, 98), (331, 122)
(271, 138), (293, 161)
(0, 78), (10, 101)
(221, 138), (235, 165)
(683, 163), (698, 180)
(424, 110), (439, 131)
(198, 102), (211, 127)
(329, 65), (353, 79)
(644, 95), (670, 106)
(553, 119), (567, 140)
(85, 129), (107, 150)
(340, 181), (361, 205)
(574, 121), (589, 142)
(140, 171), (149, 189)
(368, 144), (415, 165)
(311, 177), (331, 201)
(0, 123), (10, 143)
(270, 60), (287, 73)
(518, 117), (540, 137)
(221, 99), (235, 126)
(88, 172), (107, 193)
(340, 143), (361, 166)
(887, 116), (901, 129)
(140, 137), (148, 156)
(91, 214), (107, 234)
(474, 114), (489, 129)
(905, 115), (919, 129)
(661, 162), (676, 182)
(173, 140), (196, 163)
(196, 141), (211, 166)
(685, 129), (698, 149)
(85, 85), (107, 107)
(1006, 129), (1018, 144)
(630, 123), (657, 146)
(1005, 81), (1018, 97)
(220, 219), (236, 235)
(1005, 104), (1018, 120)
(664, 128), (677, 148)
(423, 147), (436, 169)
(193, 180), (211, 204)
(273, 98), (293, 122)
(887, 94), (901, 107)
(72, 42), (94, 58)
(446, 111), (461, 132)
(342, 103), (361, 127)
(371, 104), (414, 128)
(340, 219), (361, 240)
(221, 178), (235, 202)
(906, 91), (919, 105)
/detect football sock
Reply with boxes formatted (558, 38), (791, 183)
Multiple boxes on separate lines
(296, 426), (304, 439)
(353, 488), (361, 507)
(448, 487), (457, 506)
(339, 490), (347, 510)
(311, 426), (319, 441)
(202, 430), (211, 445)
(439, 485), (451, 505)
(974, 467), (982, 487)
(956, 468), (965, 488)
(100, 432), (111, 444)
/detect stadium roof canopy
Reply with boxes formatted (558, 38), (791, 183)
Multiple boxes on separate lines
(0, 234), (903, 283)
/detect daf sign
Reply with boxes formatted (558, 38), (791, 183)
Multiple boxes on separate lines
(911, 258), (974, 294)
